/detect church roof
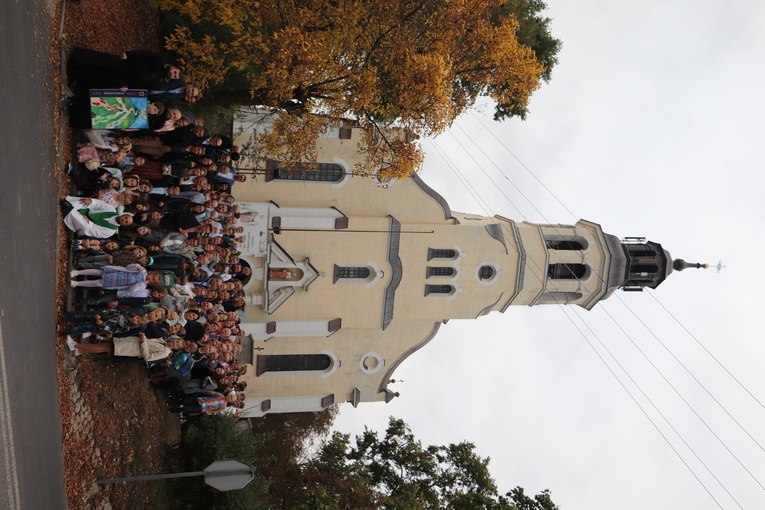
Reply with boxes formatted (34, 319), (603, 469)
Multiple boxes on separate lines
(410, 173), (453, 221)
(378, 322), (442, 396)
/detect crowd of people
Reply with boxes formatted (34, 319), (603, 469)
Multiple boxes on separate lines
(59, 47), (251, 418)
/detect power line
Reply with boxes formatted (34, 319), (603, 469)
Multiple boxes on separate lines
(599, 302), (765, 493)
(428, 118), (761, 507)
(648, 292), (765, 410)
(468, 108), (765, 416)
(426, 140), (500, 216)
(615, 293), (765, 455)
(567, 305), (735, 510)
(460, 109), (765, 453)
(426, 136), (730, 508)
(450, 124), (543, 220)
(468, 110), (579, 221)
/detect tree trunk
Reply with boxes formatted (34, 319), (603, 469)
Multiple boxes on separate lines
(201, 90), (308, 115)
(201, 90), (264, 107)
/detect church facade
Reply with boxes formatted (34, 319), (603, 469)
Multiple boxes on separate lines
(231, 115), (701, 418)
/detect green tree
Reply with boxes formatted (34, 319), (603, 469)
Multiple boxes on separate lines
(503, 486), (560, 510)
(169, 415), (270, 510)
(298, 417), (560, 510)
(249, 408), (340, 509)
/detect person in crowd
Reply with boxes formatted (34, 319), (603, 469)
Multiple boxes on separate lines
(67, 48), (186, 91)
(61, 197), (133, 238)
(67, 332), (182, 364)
(61, 46), (251, 419)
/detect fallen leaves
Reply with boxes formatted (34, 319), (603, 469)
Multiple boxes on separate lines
(55, 2), (170, 510)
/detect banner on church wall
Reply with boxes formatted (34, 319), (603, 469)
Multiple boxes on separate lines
(236, 202), (270, 257)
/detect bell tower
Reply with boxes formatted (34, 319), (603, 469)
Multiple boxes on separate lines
(519, 221), (708, 310)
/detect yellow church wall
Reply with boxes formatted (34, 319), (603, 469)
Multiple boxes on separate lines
(233, 172), (454, 227)
(264, 220), (391, 328)
(570, 221), (610, 308)
(488, 222), (543, 308)
(230, 113), (643, 416)
(498, 220), (610, 308)
(387, 222), (519, 321)
(237, 319), (439, 404)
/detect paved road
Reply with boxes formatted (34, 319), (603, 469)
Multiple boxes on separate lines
(0, 0), (68, 508)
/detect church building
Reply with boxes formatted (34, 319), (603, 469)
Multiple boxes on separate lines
(231, 113), (705, 418)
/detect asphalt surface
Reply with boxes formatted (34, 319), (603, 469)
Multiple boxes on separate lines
(0, 0), (68, 508)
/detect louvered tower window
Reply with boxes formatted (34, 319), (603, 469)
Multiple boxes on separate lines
(425, 284), (453, 296)
(547, 263), (587, 280)
(428, 248), (456, 260)
(426, 266), (455, 278)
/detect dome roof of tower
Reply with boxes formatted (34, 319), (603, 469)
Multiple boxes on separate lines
(664, 249), (674, 276)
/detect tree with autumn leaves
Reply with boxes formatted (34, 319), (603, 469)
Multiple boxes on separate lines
(157, 0), (560, 179)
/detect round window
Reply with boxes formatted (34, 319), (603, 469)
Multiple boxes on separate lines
(360, 353), (384, 374)
(478, 265), (494, 280)
(476, 262), (499, 286)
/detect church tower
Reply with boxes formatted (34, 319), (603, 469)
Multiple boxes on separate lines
(505, 221), (707, 310)
(230, 120), (706, 417)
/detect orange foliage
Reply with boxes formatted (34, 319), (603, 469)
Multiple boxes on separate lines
(257, 113), (325, 170)
(160, 0), (545, 177)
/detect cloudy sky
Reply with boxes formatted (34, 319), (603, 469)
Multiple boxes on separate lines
(334, 1), (765, 509)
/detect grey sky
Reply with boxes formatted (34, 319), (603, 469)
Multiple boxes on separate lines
(333, 2), (765, 508)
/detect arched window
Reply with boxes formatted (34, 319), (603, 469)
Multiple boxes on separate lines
(546, 240), (585, 250)
(631, 264), (659, 274)
(547, 263), (587, 280)
(426, 266), (455, 278)
(267, 161), (344, 183)
(425, 284), (454, 296)
(428, 248), (457, 260)
(333, 264), (378, 285)
(334, 265), (371, 282)
(478, 265), (495, 280)
(257, 354), (332, 375)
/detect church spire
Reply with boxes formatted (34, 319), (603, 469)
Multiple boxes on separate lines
(617, 237), (707, 292)
(673, 259), (709, 271)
